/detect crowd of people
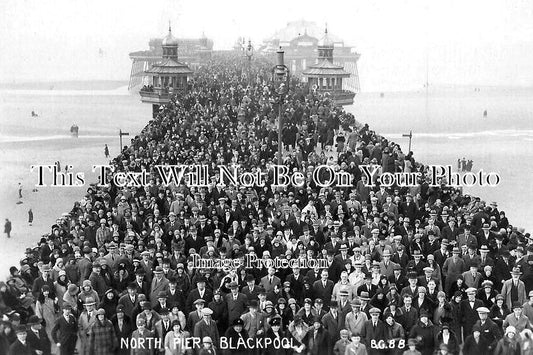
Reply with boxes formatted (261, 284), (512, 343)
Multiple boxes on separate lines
(0, 54), (532, 355)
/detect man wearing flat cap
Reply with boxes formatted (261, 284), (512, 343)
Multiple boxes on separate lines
(460, 287), (485, 338)
(194, 308), (220, 349)
(361, 307), (385, 355)
(473, 306), (501, 350)
(187, 299), (206, 333)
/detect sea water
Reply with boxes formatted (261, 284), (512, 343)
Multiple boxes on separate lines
(347, 86), (533, 232)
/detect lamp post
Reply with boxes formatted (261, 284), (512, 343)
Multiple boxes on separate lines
(272, 47), (290, 165)
(119, 129), (130, 152)
(402, 130), (413, 152)
(244, 39), (254, 84)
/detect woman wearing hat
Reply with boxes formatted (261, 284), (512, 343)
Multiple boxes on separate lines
(449, 275), (467, 299)
(493, 325), (521, 355)
(164, 320), (190, 355)
(51, 258), (66, 282)
(223, 318), (249, 355)
(408, 309), (436, 355)
(287, 316), (309, 354)
(35, 285), (59, 353)
(477, 280), (498, 309)
(434, 325), (459, 355)
(79, 279), (100, 307)
(369, 288), (388, 314)
(99, 288), (118, 319)
(383, 311), (405, 355)
(88, 308), (117, 355)
(53, 271), (68, 308)
(489, 294), (510, 328)
(301, 315), (328, 355)
(283, 298), (299, 328)
(113, 262), (131, 294)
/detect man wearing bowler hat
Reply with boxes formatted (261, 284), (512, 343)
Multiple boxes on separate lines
(379, 249), (399, 278)
(242, 274), (264, 301)
(313, 269), (334, 309)
(26, 315), (51, 355)
(186, 276), (213, 314)
(118, 282), (140, 319)
(322, 300), (342, 355)
(153, 290), (170, 314)
(503, 301), (531, 333)
(240, 299), (265, 338)
(150, 266), (169, 308)
(78, 296), (97, 354)
(345, 298), (367, 338)
(501, 267), (527, 309)
(32, 264), (55, 299)
(442, 247), (467, 294)
(225, 281), (248, 325)
(51, 304), (78, 355)
(8, 325), (31, 355)
(111, 305), (133, 355)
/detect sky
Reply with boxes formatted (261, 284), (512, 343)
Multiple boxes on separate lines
(1, 0), (533, 91)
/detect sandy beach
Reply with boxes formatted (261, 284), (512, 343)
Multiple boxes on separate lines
(0, 88), (151, 278)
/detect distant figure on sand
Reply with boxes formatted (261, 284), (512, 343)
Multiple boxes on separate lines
(4, 219), (11, 238)
(483, 110), (487, 118)
(18, 183), (22, 199)
(104, 144), (109, 158)
(28, 209), (33, 226)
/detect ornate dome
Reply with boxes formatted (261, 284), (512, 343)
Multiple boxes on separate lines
(162, 26), (178, 46)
